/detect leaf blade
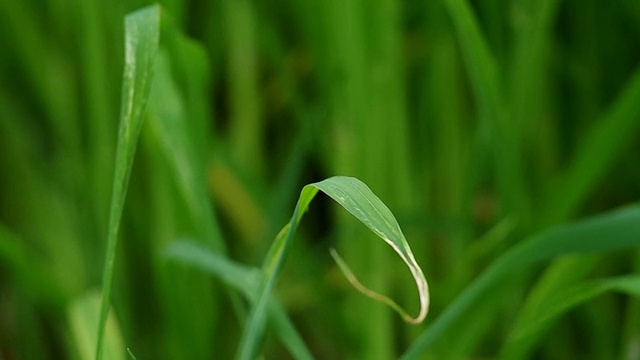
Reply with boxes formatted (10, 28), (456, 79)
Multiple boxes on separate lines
(95, 5), (160, 360)
(164, 240), (313, 360)
(500, 275), (640, 359)
(401, 205), (640, 359)
(312, 176), (429, 323)
(236, 176), (429, 359)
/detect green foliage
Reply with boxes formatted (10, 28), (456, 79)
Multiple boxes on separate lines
(71, 291), (126, 360)
(402, 205), (640, 359)
(96, 5), (160, 360)
(231, 176), (428, 359)
(1, 0), (640, 359)
(127, 348), (139, 360)
(166, 240), (313, 359)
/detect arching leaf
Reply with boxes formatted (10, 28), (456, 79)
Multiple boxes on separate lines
(236, 176), (429, 360)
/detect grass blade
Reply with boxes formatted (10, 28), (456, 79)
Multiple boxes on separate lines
(500, 275), (640, 359)
(224, 0), (264, 175)
(512, 66), (640, 359)
(147, 48), (224, 249)
(127, 348), (138, 360)
(166, 241), (260, 294)
(444, 0), (528, 221)
(95, 5), (160, 360)
(444, 0), (501, 121)
(71, 291), (125, 360)
(165, 240), (313, 360)
(313, 177), (429, 323)
(401, 204), (640, 359)
(236, 176), (429, 360)
(543, 65), (640, 223)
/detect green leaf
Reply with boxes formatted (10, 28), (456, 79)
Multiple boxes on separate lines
(500, 275), (640, 359)
(400, 205), (640, 359)
(147, 48), (224, 250)
(544, 65), (640, 223)
(127, 348), (138, 360)
(95, 5), (160, 360)
(165, 241), (313, 360)
(70, 291), (125, 360)
(236, 176), (429, 360)
(443, 0), (501, 122)
(313, 177), (429, 323)
(443, 0), (528, 220)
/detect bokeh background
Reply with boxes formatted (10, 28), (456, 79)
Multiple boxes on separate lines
(1, 0), (640, 359)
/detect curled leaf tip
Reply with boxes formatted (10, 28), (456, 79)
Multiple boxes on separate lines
(330, 247), (428, 324)
(237, 176), (430, 359)
(314, 176), (429, 324)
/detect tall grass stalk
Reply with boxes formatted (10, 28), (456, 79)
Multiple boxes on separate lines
(95, 6), (160, 360)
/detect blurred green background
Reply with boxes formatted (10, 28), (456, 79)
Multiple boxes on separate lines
(1, 0), (640, 359)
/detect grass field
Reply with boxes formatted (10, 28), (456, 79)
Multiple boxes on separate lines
(1, 0), (640, 359)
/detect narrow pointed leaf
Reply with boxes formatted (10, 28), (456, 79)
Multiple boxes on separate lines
(500, 275), (640, 359)
(71, 291), (126, 360)
(127, 348), (138, 360)
(165, 241), (313, 360)
(401, 205), (640, 359)
(95, 5), (160, 360)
